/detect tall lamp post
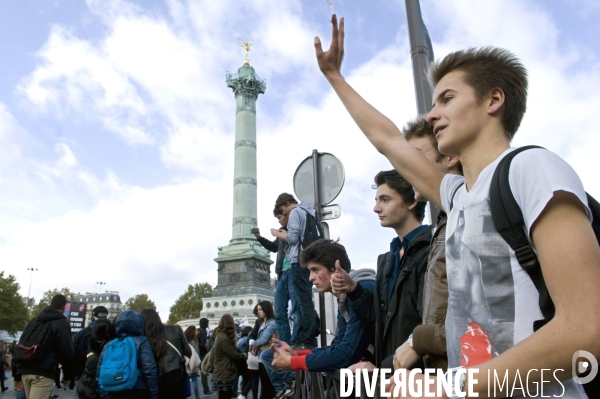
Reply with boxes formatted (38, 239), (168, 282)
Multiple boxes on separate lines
(96, 281), (106, 293)
(26, 268), (38, 310)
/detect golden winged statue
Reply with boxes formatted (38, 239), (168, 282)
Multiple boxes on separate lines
(238, 37), (254, 60)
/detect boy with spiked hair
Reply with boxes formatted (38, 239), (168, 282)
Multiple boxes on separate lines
(316, 15), (600, 398)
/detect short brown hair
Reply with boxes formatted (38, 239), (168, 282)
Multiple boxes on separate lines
(374, 170), (426, 222)
(275, 193), (298, 209)
(300, 239), (351, 273)
(428, 47), (528, 139)
(403, 114), (443, 162)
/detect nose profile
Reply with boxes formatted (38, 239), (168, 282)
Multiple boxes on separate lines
(427, 108), (438, 126)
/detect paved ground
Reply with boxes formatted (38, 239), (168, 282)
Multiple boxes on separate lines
(1, 373), (249, 399)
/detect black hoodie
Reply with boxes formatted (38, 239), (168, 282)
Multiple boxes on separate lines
(15, 306), (75, 382)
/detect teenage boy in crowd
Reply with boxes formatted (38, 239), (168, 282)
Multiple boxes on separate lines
(316, 15), (600, 398)
(253, 208), (301, 346)
(331, 170), (432, 373)
(271, 193), (318, 349)
(392, 115), (461, 372)
(262, 239), (375, 399)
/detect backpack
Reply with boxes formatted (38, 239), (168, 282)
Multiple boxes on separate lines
(12, 317), (54, 365)
(98, 336), (139, 392)
(489, 145), (600, 331)
(200, 345), (214, 375)
(297, 207), (323, 257)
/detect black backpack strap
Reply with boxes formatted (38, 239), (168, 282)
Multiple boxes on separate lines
(489, 145), (555, 330)
(448, 181), (465, 212)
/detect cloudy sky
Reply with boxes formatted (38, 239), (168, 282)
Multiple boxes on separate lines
(2, 0), (599, 320)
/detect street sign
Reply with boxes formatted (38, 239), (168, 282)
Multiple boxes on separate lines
(293, 152), (344, 206)
(321, 204), (341, 221)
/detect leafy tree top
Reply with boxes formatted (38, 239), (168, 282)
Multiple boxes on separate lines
(123, 294), (156, 312)
(167, 282), (213, 325)
(0, 272), (28, 335)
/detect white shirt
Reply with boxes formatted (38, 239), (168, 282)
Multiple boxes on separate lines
(440, 147), (590, 398)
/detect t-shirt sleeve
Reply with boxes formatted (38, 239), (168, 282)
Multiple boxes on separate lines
(440, 173), (466, 212)
(509, 148), (591, 236)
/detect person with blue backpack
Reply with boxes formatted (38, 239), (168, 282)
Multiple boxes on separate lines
(97, 310), (158, 399)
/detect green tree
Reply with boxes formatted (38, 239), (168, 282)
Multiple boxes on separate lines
(29, 287), (76, 320)
(123, 294), (156, 312)
(167, 283), (213, 325)
(0, 272), (28, 335)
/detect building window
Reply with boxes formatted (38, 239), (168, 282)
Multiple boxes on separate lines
(206, 303), (211, 308)
(222, 301), (227, 307)
(239, 300), (244, 306)
(231, 300), (236, 306)
(214, 302), (219, 308)
(248, 299), (253, 305)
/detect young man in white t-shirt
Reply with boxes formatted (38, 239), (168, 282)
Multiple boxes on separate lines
(315, 15), (600, 398)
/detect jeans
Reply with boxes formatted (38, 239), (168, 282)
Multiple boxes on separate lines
(189, 373), (200, 398)
(274, 270), (300, 345)
(260, 348), (294, 392)
(291, 262), (316, 346)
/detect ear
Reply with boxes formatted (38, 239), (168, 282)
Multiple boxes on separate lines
(444, 155), (461, 173)
(487, 87), (505, 116)
(407, 199), (419, 211)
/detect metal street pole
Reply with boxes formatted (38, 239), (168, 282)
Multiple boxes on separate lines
(311, 150), (328, 349)
(26, 268), (38, 309)
(405, 0), (439, 223)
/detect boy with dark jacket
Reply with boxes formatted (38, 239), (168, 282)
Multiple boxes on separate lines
(267, 239), (375, 383)
(13, 294), (75, 399)
(331, 171), (432, 372)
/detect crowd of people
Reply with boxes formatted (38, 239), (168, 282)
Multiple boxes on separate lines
(5, 12), (600, 399)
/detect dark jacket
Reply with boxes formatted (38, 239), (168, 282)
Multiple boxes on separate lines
(15, 306), (75, 381)
(74, 321), (95, 378)
(76, 352), (101, 399)
(412, 213), (449, 370)
(347, 226), (432, 369)
(297, 279), (375, 372)
(198, 328), (208, 356)
(159, 325), (191, 375)
(213, 332), (246, 383)
(98, 311), (159, 399)
(257, 233), (286, 278)
(76, 319), (112, 399)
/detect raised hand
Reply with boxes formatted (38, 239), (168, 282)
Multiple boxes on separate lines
(314, 14), (345, 80)
(330, 259), (357, 295)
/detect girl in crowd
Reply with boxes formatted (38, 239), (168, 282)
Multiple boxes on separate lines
(184, 326), (201, 399)
(76, 318), (113, 399)
(141, 309), (191, 399)
(249, 301), (276, 399)
(213, 314), (247, 399)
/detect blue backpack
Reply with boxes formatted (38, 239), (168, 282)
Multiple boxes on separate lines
(98, 336), (139, 392)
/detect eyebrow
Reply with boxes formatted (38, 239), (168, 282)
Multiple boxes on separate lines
(432, 88), (456, 108)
